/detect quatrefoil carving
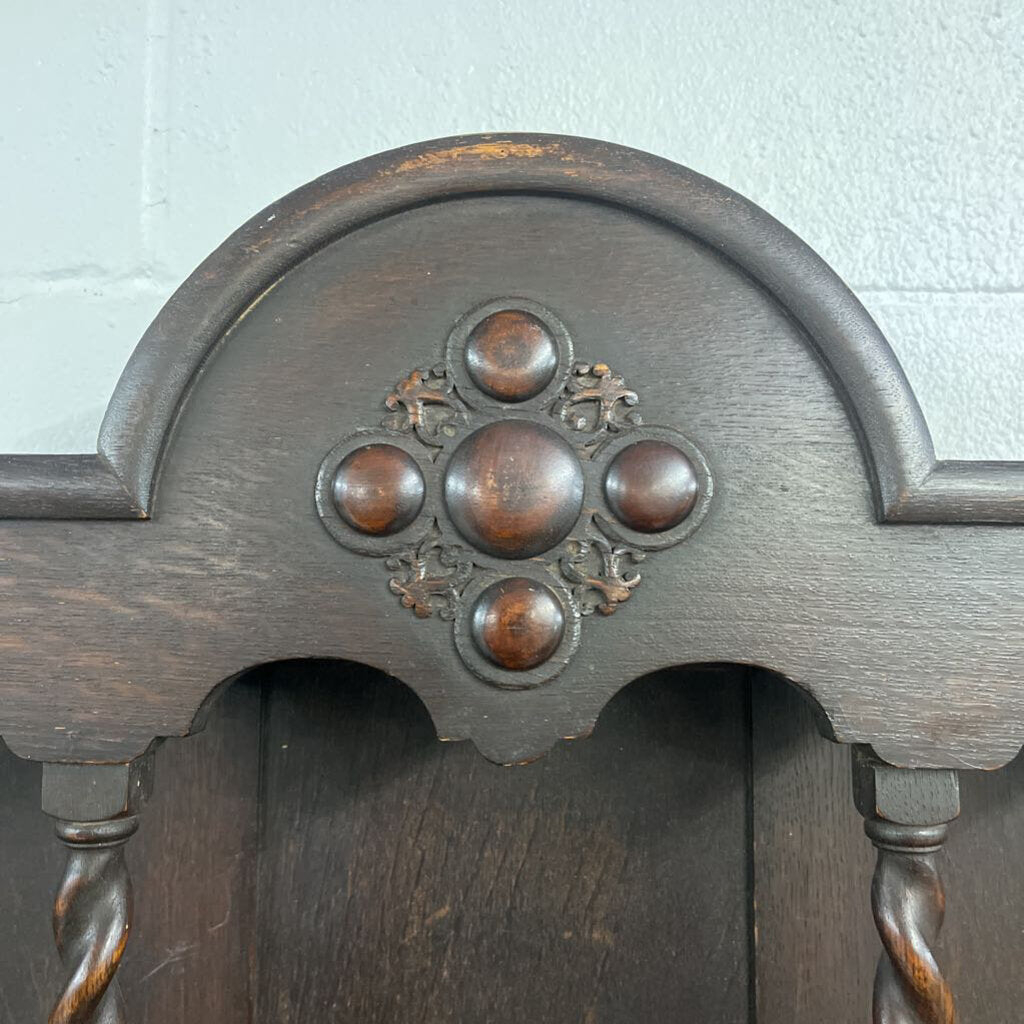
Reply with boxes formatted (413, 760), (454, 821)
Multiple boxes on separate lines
(315, 298), (713, 688)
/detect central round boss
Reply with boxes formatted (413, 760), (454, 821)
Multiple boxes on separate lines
(444, 420), (584, 559)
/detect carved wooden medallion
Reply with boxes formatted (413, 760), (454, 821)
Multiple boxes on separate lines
(470, 576), (566, 671)
(332, 444), (426, 536)
(604, 440), (699, 533)
(316, 297), (713, 688)
(444, 420), (585, 559)
(463, 309), (559, 401)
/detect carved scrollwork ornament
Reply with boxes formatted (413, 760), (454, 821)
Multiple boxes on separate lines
(384, 526), (473, 620)
(555, 361), (642, 437)
(381, 363), (468, 442)
(315, 298), (713, 687)
(561, 534), (644, 616)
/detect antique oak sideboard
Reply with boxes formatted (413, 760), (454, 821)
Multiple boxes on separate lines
(1, 134), (1022, 1023)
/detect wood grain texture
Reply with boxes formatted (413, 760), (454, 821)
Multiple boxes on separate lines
(603, 439), (699, 533)
(4, 666), (1024, 1020)
(332, 444), (426, 537)
(0, 745), (60, 1022)
(865, 819), (954, 1024)
(469, 576), (566, 671)
(3, 134), (1017, 523)
(254, 662), (750, 1023)
(0, 681), (263, 1022)
(751, 671), (1024, 1024)
(463, 309), (559, 402)
(751, 672), (878, 1022)
(121, 678), (261, 1024)
(942, 756), (1024, 1023)
(0, 138), (1021, 1024)
(852, 753), (960, 1024)
(0, 192), (1020, 768)
(443, 419), (584, 559)
(49, 815), (138, 1024)
(0, 455), (141, 520)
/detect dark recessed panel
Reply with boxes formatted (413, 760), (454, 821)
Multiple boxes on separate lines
(255, 662), (750, 1023)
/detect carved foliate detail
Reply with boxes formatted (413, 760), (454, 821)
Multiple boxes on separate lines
(385, 526), (473, 620)
(317, 300), (712, 686)
(561, 534), (644, 615)
(555, 361), (641, 436)
(381, 364), (467, 442)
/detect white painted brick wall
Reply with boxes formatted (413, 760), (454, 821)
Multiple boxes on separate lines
(2, 0), (1021, 457)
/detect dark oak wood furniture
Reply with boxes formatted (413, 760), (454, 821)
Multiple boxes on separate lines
(2, 134), (1021, 1024)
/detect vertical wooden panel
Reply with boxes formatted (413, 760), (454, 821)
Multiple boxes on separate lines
(255, 662), (751, 1024)
(6, 662), (1024, 1022)
(944, 753), (1024, 1022)
(752, 669), (1024, 1024)
(751, 671), (878, 1022)
(122, 678), (262, 1022)
(0, 743), (59, 1021)
(0, 678), (262, 1022)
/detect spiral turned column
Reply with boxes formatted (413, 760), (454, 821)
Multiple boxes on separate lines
(42, 757), (154, 1024)
(852, 747), (960, 1024)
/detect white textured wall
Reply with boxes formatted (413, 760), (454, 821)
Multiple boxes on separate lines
(2, 1), (1021, 457)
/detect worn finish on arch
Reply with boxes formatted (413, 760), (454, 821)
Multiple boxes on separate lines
(0, 134), (1019, 525)
(0, 134), (1020, 771)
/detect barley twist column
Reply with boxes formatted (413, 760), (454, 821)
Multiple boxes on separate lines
(42, 757), (154, 1024)
(852, 746), (960, 1024)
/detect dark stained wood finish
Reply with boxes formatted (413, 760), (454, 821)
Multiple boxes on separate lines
(0, 682), (263, 1023)
(2, 135), (1019, 525)
(0, 746), (61, 1022)
(853, 751), (960, 1024)
(0, 137), (1019, 770)
(750, 675), (877, 1022)
(5, 667), (1024, 1020)
(604, 439), (699, 533)
(444, 420), (585, 560)
(0, 455), (142, 520)
(49, 816), (138, 1024)
(863, 820), (954, 1023)
(464, 309), (559, 402)
(254, 662), (750, 1023)
(942, 758), (1024, 1024)
(41, 759), (155, 1024)
(332, 444), (426, 536)
(751, 674), (1024, 1024)
(122, 679), (261, 1024)
(0, 133), (1022, 1021)
(470, 576), (565, 671)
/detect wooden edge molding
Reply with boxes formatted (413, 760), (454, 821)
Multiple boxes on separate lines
(887, 460), (1024, 523)
(1, 132), (1021, 524)
(0, 454), (143, 520)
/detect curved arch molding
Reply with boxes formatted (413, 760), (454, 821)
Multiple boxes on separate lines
(0, 134), (1021, 769)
